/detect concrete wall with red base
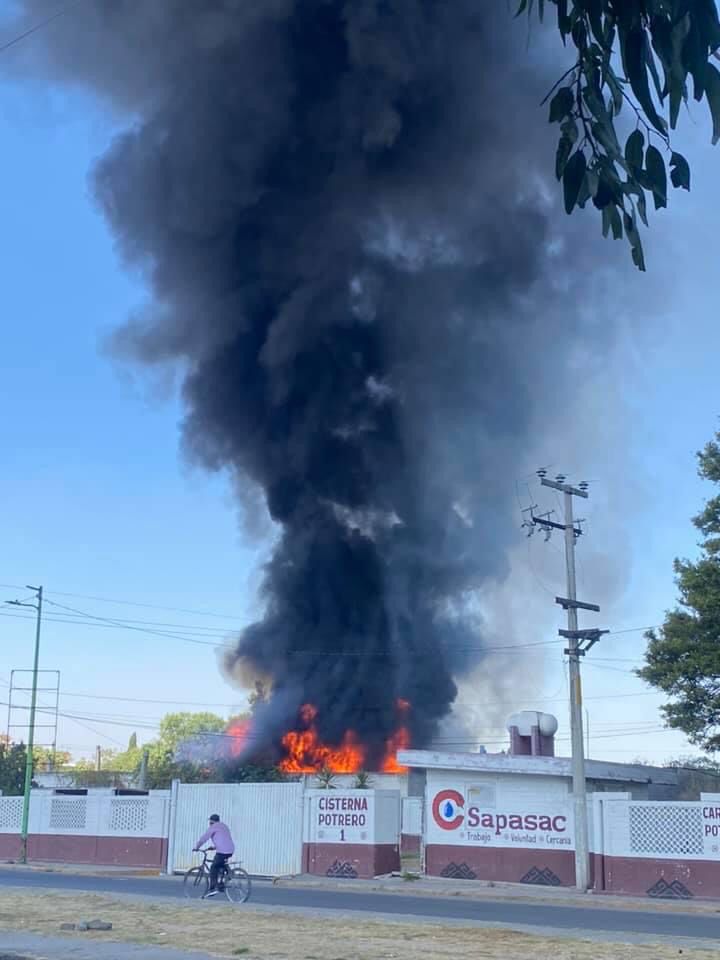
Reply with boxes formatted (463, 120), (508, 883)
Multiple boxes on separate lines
(424, 770), (576, 886)
(0, 833), (167, 869)
(591, 853), (720, 899)
(590, 794), (720, 900)
(426, 843), (575, 886)
(304, 789), (401, 879)
(592, 849), (720, 901)
(303, 842), (399, 879)
(0, 792), (170, 870)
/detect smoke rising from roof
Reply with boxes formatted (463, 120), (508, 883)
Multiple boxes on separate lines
(12, 0), (630, 765)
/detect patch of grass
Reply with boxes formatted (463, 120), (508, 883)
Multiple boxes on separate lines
(401, 871), (420, 881)
(0, 887), (717, 960)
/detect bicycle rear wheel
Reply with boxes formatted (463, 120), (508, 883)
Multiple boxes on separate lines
(184, 866), (208, 900)
(224, 867), (251, 903)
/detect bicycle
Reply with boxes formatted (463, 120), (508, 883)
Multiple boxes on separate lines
(183, 847), (252, 903)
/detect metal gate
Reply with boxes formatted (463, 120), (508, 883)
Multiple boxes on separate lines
(168, 781), (305, 877)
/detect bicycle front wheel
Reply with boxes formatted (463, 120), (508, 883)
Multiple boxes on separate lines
(225, 867), (251, 903)
(184, 866), (208, 900)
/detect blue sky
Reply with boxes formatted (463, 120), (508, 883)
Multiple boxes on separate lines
(1, 18), (719, 766)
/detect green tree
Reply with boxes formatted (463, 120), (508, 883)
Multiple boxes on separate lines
(0, 742), (27, 796)
(73, 748), (119, 772)
(90, 711), (284, 789)
(224, 763), (286, 784)
(33, 746), (71, 769)
(155, 712), (226, 752)
(639, 429), (720, 750)
(138, 712), (226, 789)
(524, 1), (720, 270)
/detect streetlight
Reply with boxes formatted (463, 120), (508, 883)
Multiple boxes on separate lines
(6, 585), (43, 864)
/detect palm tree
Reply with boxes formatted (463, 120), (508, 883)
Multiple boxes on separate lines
(316, 765), (337, 789)
(353, 771), (373, 789)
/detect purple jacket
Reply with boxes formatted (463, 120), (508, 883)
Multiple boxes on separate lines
(194, 822), (235, 856)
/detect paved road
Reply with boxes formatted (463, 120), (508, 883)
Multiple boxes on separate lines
(0, 869), (716, 944)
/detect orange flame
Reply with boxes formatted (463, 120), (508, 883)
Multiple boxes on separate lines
(226, 718), (252, 758)
(278, 699), (411, 774)
(278, 704), (365, 773)
(381, 698), (411, 772)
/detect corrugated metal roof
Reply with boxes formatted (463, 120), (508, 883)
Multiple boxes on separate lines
(396, 749), (678, 785)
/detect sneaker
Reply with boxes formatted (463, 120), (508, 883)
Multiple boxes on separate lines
(204, 889), (219, 898)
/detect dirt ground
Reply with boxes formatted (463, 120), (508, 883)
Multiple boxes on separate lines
(0, 889), (718, 960)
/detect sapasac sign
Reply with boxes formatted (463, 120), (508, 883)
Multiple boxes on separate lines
(429, 788), (575, 849)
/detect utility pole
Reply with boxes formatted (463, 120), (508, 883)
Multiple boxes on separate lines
(524, 475), (607, 892)
(6, 585), (43, 865)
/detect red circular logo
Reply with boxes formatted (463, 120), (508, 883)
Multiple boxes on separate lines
(432, 789), (465, 830)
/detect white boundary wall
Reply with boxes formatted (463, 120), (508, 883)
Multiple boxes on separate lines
(0, 792), (169, 839)
(592, 793), (720, 861)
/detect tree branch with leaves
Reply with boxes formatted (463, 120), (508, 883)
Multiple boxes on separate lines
(521, 0), (720, 270)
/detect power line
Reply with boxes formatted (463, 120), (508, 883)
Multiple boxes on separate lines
(0, 610), (230, 644)
(2, 602), (650, 658)
(0, 674), (666, 711)
(0, 581), (662, 645)
(0, 583), (245, 622)
(0, 0), (86, 56)
(0, 580), (661, 636)
(3, 616), (238, 637)
(2, 604), (567, 656)
(44, 598), (234, 646)
(0, 690), (668, 737)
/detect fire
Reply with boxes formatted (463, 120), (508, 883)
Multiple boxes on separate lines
(278, 704), (366, 773)
(380, 725), (410, 773)
(380, 697), (410, 772)
(226, 718), (252, 758)
(278, 699), (411, 774)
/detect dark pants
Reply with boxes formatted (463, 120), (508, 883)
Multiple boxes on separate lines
(210, 852), (231, 891)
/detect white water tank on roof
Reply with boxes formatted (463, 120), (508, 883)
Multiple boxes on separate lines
(506, 711), (558, 737)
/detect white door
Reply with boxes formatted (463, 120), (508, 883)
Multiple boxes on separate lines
(169, 781), (305, 877)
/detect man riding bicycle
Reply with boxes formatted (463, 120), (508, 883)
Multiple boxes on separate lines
(193, 814), (235, 897)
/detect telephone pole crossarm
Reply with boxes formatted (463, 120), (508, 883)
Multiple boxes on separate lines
(531, 515), (567, 532)
(559, 628), (609, 655)
(540, 477), (589, 498)
(555, 596), (600, 613)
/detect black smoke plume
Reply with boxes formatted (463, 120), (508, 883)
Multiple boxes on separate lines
(14, 1), (618, 767)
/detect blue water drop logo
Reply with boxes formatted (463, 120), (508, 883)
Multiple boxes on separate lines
(443, 800), (454, 818)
